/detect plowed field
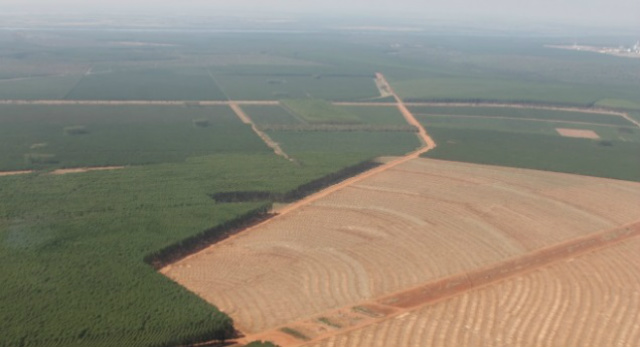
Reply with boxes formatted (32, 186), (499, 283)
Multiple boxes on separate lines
(163, 158), (640, 338)
(307, 236), (640, 347)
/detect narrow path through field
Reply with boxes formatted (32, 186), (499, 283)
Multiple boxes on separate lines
(0, 100), (280, 106)
(229, 102), (294, 162)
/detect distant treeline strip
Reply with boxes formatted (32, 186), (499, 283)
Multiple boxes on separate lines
(258, 124), (418, 132)
(212, 160), (380, 203)
(146, 160), (380, 268)
(144, 205), (273, 269)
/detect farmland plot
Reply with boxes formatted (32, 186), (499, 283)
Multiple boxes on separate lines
(163, 158), (640, 334)
(307, 236), (640, 347)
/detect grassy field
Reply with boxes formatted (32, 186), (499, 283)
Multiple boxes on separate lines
(0, 104), (268, 171)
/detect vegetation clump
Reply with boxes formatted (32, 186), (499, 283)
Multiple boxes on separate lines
(64, 125), (89, 135)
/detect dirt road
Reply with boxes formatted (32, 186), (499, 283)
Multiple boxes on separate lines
(161, 73), (436, 271)
(0, 100), (280, 106)
(229, 102), (294, 162)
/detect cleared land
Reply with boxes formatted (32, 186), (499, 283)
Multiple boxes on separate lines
(306, 236), (640, 347)
(556, 128), (600, 139)
(163, 158), (640, 335)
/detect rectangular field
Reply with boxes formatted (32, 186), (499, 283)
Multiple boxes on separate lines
(66, 68), (228, 101)
(0, 104), (269, 170)
(408, 105), (634, 127)
(213, 74), (379, 101)
(420, 126), (640, 182)
(163, 158), (640, 334)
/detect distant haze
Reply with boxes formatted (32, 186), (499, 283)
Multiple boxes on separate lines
(5, 0), (640, 29)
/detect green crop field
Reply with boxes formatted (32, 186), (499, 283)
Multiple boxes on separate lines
(267, 130), (421, 161)
(420, 124), (640, 182)
(241, 104), (305, 126)
(281, 99), (362, 124)
(409, 106), (634, 127)
(0, 75), (82, 100)
(213, 73), (379, 101)
(0, 105), (268, 171)
(336, 105), (408, 125)
(66, 68), (228, 101)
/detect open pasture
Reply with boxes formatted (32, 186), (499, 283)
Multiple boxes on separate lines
(163, 158), (640, 334)
(307, 235), (640, 347)
(0, 104), (268, 171)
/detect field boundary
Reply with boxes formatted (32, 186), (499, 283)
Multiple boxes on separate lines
(161, 73), (436, 272)
(229, 102), (294, 162)
(335, 101), (640, 129)
(415, 113), (636, 128)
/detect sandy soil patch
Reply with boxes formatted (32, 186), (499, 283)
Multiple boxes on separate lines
(556, 128), (600, 139)
(0, 170), (33, 177)
(49, 166), (125, 175)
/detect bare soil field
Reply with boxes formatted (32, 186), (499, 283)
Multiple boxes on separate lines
(162, 158), (640, 335)
(556, 128), (601, 139)
(306, 236), (640, 347)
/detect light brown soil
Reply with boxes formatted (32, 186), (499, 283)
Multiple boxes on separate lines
(0, 170), (33, 177)
(163, 158), (640, 337)
(374, 74), (393, 98)
(556, 128), (601, 139)
(49, 166), (125, 175)
(306, 235), (640, 347)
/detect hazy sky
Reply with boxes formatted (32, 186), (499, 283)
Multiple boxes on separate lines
(5, 0), (640, 28)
